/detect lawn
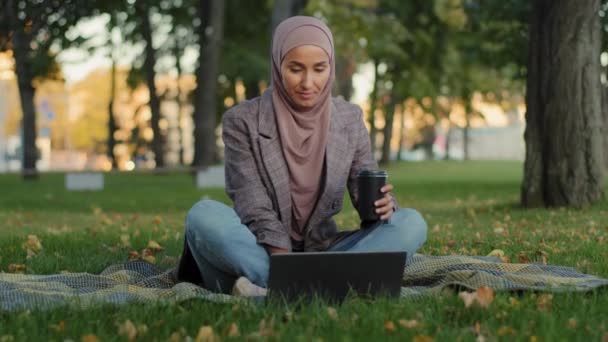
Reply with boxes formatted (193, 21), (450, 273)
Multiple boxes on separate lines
(0, 161), (606, 341)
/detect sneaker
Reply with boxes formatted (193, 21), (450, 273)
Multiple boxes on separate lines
(231, 276), (268, 297)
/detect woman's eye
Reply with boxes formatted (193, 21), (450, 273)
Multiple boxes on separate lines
(315, 68), (326, 73)
(290, 68), (302, 73)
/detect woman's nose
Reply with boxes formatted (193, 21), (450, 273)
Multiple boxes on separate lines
(301, 71), (313, 88)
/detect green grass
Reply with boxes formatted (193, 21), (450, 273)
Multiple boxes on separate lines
(0, 161), (606, 341)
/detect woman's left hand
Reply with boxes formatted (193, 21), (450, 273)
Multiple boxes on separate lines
(374, 183), (395, 221)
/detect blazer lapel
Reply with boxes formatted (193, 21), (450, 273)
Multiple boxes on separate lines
(258, 91), (292, 227)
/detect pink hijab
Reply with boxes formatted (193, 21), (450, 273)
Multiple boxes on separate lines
(271, 16), (335, 240)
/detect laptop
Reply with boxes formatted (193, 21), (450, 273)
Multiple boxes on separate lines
(267, 251), (406, 303)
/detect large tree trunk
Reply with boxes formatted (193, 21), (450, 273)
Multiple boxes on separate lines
(138, 3), (164, 168)
(107, 57), (118, 169)
(380, 99), (397, 165)
(271, 0), (308, 31)
(9, 1), (38, 179)
(521, 0), (604, 208)
(368, 59), (380, 159)
(396, 103), (406, 162)
(192, 0), (224, 168)
(603, 85), (608, 171)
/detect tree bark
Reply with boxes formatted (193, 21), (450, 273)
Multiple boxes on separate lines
(271, 0), (308, 32)
(463, 94), (471, 161)
(521, 0), (604, 208)
(396, 103), (406, 162)
(9, 0), (38, 179)
(603, 85), (608, 170)
(107, 57), (118, 169)
(380, 99), (396, 165)
(368, 59), (380, 159)
(192, 0), (224, 168)
(138, 3), (164, 168)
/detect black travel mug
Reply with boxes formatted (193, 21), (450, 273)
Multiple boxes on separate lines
(356, 169), (388, 226)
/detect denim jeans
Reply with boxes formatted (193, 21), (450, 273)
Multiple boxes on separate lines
(185, 199), (427, 293)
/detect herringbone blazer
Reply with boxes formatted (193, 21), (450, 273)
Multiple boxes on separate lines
(222, 89), (397, 252)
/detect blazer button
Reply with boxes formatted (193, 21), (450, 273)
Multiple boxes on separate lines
(330, 200), (339, 210)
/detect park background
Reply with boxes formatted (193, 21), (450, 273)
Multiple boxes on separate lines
(0, 0), (607, 341)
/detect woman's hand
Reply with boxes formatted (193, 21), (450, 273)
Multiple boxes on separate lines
(374, 183), (395, 221)
(265, 245), (289, 255)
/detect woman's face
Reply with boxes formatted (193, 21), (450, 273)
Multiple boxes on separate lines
(281, 45), (331, 110)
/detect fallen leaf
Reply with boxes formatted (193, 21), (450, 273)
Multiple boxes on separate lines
(567, 318), (577, 329)
(508, 297), (520, 308)
(227, 323), (239, 337)
(384, 320), (396, 333)
(195, 326), (216, 342)
(327, 307), (338, 320)
(147, 240), (164, 251)
(23, 234), (42, 259)
(120, 234), (131, 248)
(536, 294), (553, 311)
(152, 216), (162, 225)
(497, 326), (516, 336)
(493, 227), (505, 234)
(447, 240), (456, 247)
(473, 321), (481, 335)
(398, 319), (419, 329)
(117, 320), (137, 341)
(458, 286), (495, 308)
(49, 320), (65, 332)
(486, 249), (511, 263)
(413, 335), (434, 342)
(81, 335), (100, 342)
(142, 249), (156, 264)
(7, 264), (26, 273)
(128, 250), (141, 260)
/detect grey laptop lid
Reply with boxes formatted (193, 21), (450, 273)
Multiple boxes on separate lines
(267, 251), (406, 303)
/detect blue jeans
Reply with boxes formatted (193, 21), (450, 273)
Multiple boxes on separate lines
(185, 199), (427, 293)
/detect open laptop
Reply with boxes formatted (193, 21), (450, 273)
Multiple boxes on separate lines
(267, 251), (406, 303)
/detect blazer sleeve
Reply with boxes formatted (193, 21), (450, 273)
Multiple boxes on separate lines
(222, 108), (292, 251)
(346, 107), (399, 216)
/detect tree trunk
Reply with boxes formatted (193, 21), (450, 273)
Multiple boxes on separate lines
(368, 59), (379, 159)
(9, 1), (38, 179)
(192, 0), (224, 168)
(396, 103), (406, 162)
(603, 85), (608, 170)
(138, 3), (164, 168)
(521, 0), (604, 208)
(244, 78), (259, 100)
(444, 123), (452, 161)
(380, 99), (397, 165)
(107, 57), (118, 169)
(271, 0), (308, 32)
(463, 95), (471, 161)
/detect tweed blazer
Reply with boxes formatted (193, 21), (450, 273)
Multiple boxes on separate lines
(222, 89), (397, 252)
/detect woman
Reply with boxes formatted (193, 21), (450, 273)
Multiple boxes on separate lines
(176, 16), (427, 296)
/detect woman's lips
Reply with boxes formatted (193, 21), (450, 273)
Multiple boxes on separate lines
(297, 92), (315, 100)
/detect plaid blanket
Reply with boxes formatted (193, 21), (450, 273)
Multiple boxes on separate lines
(1, 255), (606, 311)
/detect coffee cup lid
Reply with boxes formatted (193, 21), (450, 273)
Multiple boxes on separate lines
(357, 169), (388, 177)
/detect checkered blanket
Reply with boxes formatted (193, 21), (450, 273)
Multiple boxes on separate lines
(1, 255), (606, 311)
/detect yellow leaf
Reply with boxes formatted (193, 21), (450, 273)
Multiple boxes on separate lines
(458, 286), (494, 309)
(22, 234), (42, 259)
(536, 294), (553, 311)
(195, 326), (216, 342)
(49, 320), (66, 332)
(81, 334), (100, 342)
(7, 264), (26, 273)
(567, 318), (577, 329)
(497, 326), (516, 336)
(117, 320), (137, 341)
(384, 320), (396, 333)
(227, 323), (240, 337)
(398, 319), (419, 329)
(152, 216), (162, 225)
(326, 307), (338, 320)
(120, 234), (131, 248)
(413, 335), (434, 342)
(147, 240), (164, 251)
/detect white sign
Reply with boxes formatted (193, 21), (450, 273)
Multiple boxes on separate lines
(196, 165), (225, 188)
(65, 172), (104, 191)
